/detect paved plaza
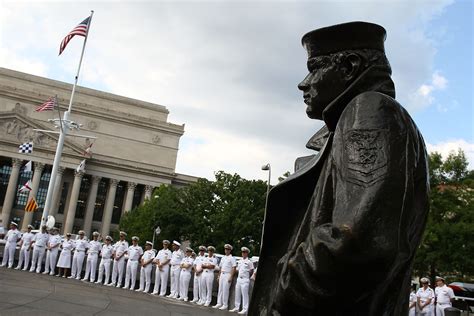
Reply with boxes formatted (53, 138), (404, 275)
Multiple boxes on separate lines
(0, 268), (228, 316)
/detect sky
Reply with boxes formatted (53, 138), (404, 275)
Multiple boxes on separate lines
(0, 0), (472, 184)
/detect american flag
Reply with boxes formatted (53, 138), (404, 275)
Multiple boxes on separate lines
(59, 16), (91, 55)
(35, 96), (56, 112)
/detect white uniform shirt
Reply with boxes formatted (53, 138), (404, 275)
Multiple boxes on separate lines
(74, 238), (89, 251)
(5, 229), (22, 243)
(219, 254), (237, 273)
(202, 255), (218, 272)
(114, 240), (129, 257)
(61, 239), (74, 251)
(100, 244), (114, 259)
(170, 249), (184, 266)
(33, 232), (49, 247)
(236, 258), (253, 279)
(142, 249), (155, 263)
(48, 235), (62, 248)
(20, 232), (35, 248)
(156, 249), (172, 264)
(409, 291), (417, 307)
(416, 287), (434, 305)
(127, 245), (143, 261)
(194, 255), (205, 267)
(88, 240), (101, 254)
(435, 285), (454, 305)
(180, 256), (194, 272)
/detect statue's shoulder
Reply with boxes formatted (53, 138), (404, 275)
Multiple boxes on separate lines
(350, 91), (400, 109)
(343, 91), (407, 123)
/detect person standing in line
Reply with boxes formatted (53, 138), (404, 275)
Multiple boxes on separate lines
(409, 283), (417, 316)
(43, 227), (61, 275)
(230, 247), (254, 315)
(107, 231), (129, 288)
(137, 241), (155, 293)
(167, 240), (184, 299)
(123, 236), (143, 290)
(152, 240), (172, 296)
(96, 236), (114, 285)
(213, 244), (237, 311)
(1, 222), (22, 268)
(198, 246), (218, 307)
(417, 277), (434, 316)
(15, 224), (35, 270)
(56, 233), (74, 277)
(191, 245), (206, 303)
(178, 247), (195, 301)
(29, 225), (49, 273)
(70, 230), (88, 280)
(435, 276), (455, 316)
(82, 231), (101, 283)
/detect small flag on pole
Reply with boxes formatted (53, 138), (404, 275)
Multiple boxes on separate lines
(23, 161), (32, 173)
(83, 143), (93, 157)
(25, 197), (38, 212)
(35, 96), (56, 112)
(18, 180), (33, 193)
(19, 142), (33, 154)
(59, 16), (91, 55)
(76, 159), (86, 173)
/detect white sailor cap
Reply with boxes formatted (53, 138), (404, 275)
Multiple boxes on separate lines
(241, 247), (250, 253)
(92, 231), (100, 237)
(162, 240), (170, 244)
(435, 276), (445, 282)
(10, 221), (18, 227)
(224, 244), (233, 250)
(119, 231), (127, 236)
(66, 233), (72, 237)
(27, 224), (34, 229)
(173, 240), (181, 246)
(131, 236), (139, 241)
(185, 247), (193, 252)
(420, 277), (430, 284)
(78, 230), (85, 235)
(198, 245), (206, 251)
(105, 235), (113, 241)
(145, 241), (153, 247)
(207, 246), (216, 252)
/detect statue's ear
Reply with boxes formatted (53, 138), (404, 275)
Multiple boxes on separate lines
(342, 53), (362, 81)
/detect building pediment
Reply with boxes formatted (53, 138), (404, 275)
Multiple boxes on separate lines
(0, 111), (86, 157)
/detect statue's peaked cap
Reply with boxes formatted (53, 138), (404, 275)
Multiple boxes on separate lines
(302, 22), (386, 57)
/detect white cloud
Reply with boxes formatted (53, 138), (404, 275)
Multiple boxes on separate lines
(408, 71), (448, 111)
(427, 139), (474, 167)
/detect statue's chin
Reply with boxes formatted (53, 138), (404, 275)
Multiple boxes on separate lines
(306, 107), (323, 120)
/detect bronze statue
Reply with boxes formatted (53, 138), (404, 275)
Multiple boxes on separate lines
(249, 22), (429, 316)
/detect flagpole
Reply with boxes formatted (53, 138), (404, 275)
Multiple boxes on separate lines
(40, 10), (94, 230)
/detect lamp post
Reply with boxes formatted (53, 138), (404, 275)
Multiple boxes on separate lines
(260, 163), (271, 249)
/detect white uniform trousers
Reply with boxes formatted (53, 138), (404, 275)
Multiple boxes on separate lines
(111, 256), (126, 286)
(234, 277), (250, 312)
(29, 246), (46, 273)
(179, 270), (192, 300)
(170, 265), (181, 297)
(408, 307), (416, 316)
(124, 259), (139, 289)
(217, 271), (232, 307)
(153, 265), (170, 295)
(202, 269), (214, 304)
(71, 251), (86, 279)
(139, 264), (153, 292)
(84, 253), (99, 282)
(97, 258), (112, 284)
(46, 249), (59, 274)
(16, 246), (31, 270)
(1, 241), (17, 268)
(436, 303), (451, 316)
(192, 273), (202, 301)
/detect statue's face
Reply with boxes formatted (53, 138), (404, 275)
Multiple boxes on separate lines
(298, 56), (346, 120)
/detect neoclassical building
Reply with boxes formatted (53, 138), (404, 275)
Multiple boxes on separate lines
(0, 67), (197, 236)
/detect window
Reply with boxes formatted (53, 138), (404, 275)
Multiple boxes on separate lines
(0, 160), (12, 206)
(132, 184), (144, 210)
(111, 181), (125, 224)
(93, 179), (108, 222)
(75, 176), (91, 219)
(57, 182), (69, 214)
(36, 171), (51, 208)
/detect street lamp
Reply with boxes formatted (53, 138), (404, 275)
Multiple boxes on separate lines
(261, 163), (271, 249)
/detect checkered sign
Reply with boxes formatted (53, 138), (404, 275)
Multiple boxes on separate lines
(18, 142), (33, 154)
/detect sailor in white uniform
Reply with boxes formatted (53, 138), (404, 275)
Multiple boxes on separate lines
(96, 236), (114, 285)
(198, 246), (218, 307)
(70, 230), (88, 280)
(123, 236), (143, 290)
(167, 240), (184, 299)
(57, 233), (74, 277)
(152, 240), (172, 296)
(191, 245), (206, 303)
(82, 231), (101, 282)
(213, 244), (237, 311)
(43, 227), (61, 275)
(435, 276), (455, 316)
(230, 247), (253, 314)
(29, 225), (49, 273)
(178, 247), (195, 301)
(409, 283), (417, 316)
(417, 277), (434, 316)
(137, 241), (155, 293)
(1, 222), (22, 268)
(15, 224), (34, 270)
(108, 231), (129, 288)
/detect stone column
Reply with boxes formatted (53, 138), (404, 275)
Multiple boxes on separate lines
(1, 158), (22, 225)
(122, 182), (136, 214)
(144, 185), (153, 200)
(21, 162), (45, 231)
(100, 179), (118, 236)
(49, 167), (66, 217)
(63, 170), (84, 234)
(82, 176), (101, 236)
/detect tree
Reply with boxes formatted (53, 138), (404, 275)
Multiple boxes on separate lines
(413, 149), (474, 282)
